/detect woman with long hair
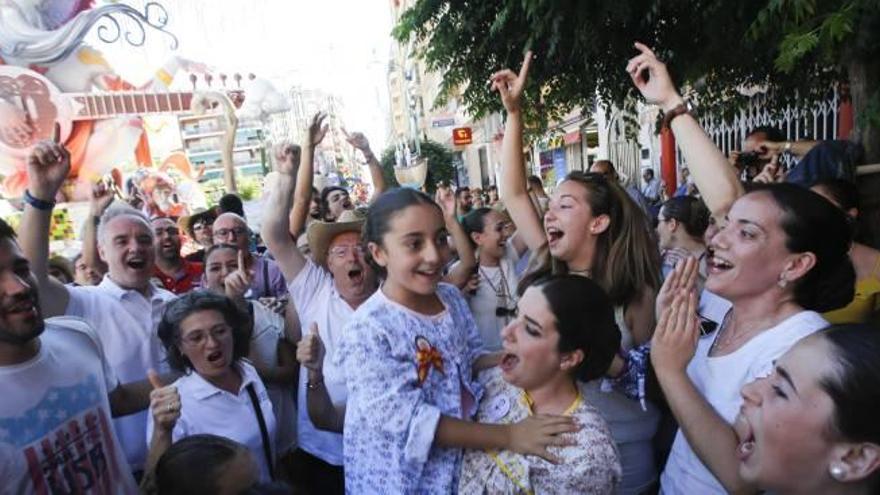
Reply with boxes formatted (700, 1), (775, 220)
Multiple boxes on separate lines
(493, 51), (662, 493)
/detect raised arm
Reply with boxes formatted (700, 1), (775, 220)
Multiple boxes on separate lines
(437, 185), (476, 288)
(289, 113), (328, 237)
(81, 181), (113, 274)
(18, 137), (71, 317)
(493, 52), (547, 251)
(263, 126), (319, 282)
(627, 42), (744, 220)
(344, 129), (386, 200)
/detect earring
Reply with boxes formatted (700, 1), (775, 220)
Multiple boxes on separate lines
(829, 464), (846, 481)
(777, 275), (788, 289)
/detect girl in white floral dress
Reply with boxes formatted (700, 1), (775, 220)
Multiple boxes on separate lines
(459, 274), (622, 494)
(335, 188), (580, 494)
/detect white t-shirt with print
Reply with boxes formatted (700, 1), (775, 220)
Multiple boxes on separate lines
(65, 276), (176, 471)
(0, 317), (137, 495)
(660, 310), (828, 494)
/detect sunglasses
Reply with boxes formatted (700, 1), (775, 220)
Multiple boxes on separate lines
(495, 307), (516, 318)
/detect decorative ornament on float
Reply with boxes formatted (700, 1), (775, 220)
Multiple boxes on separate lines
(0, 0), (184, 201)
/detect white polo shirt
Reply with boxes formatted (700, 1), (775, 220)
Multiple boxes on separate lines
(288, 259), (357, 466)
(65, 276), (176, 471)
(146, 361), (277, 482)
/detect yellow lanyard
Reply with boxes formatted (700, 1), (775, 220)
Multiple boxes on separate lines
(487, 389), (582, 494)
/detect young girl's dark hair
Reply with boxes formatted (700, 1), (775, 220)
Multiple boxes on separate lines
(157, 290), (251, 372)
(461, 207), (494, 246)
(659, 196), (711, 239)
(748, 184), (854, 312)
(362, 188), (442, 275)
(520, 172), (661, 306)
(154, 434), (251, 494)
(532, 274), (621, 382)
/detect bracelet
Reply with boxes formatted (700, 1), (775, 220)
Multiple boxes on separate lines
(23, 190), (55, 211)
(661, 102), (691, 129)
(307, 376), (324, 390)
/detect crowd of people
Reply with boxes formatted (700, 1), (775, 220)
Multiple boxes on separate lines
(1, 42), (878, 495)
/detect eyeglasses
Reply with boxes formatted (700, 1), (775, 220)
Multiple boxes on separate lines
(180, 325), (231, 347)
(328, 245), (366, 258)
(213, 227), (248, 238)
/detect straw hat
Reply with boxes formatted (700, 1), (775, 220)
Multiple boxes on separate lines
(306, 209), (366, 267)
(177, 207), (217, 239)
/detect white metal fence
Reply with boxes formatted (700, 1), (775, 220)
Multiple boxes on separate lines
(688, 88), (841, 167)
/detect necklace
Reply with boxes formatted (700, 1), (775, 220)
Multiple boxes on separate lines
(479, 264), (516, 316)
(568, 268), (592, 277)
(709, 312), (741, 354)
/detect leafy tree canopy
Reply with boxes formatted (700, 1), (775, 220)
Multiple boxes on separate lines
(394, 0), (880, 145)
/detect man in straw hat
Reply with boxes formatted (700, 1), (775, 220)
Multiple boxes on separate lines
(261, 114), (378, 493)
(179, 207), (216, 263)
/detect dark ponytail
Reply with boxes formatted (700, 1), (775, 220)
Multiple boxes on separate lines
(362, 188), (441, 275)
(660, 196), (711, 239)
(532, 275), (621, 382)
(461, 207), (494, 246)
(752, 184), (855, 312)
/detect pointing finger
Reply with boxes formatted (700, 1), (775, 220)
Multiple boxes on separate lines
(518, 50), (533, 81)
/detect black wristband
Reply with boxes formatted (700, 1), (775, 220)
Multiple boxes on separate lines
(23, 190), (55, 211)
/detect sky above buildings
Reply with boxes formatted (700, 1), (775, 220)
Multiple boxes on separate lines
(88, 0), (393, 151)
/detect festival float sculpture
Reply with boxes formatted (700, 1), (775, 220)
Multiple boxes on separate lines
(0, 0), (289, 206)
(0, 0), (190, 201)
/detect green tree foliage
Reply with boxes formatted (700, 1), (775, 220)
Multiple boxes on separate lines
(380, 140), (455, 194)
(394, 0), (880, 156)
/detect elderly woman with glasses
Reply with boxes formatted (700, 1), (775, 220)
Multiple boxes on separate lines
(146, 291), (278, 482)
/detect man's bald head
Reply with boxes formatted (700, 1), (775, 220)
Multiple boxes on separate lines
(212, 212), (250, 252)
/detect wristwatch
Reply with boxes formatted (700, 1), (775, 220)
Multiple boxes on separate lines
(661, 100), (696, 129)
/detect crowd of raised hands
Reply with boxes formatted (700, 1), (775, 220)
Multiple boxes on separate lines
(1, 41), (877, 495)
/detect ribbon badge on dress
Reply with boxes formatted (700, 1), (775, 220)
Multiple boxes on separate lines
(414, 336), (444, 386)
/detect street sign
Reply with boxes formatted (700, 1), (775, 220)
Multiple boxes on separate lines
(432, 117), (455, 127)
(452, 127), (472, 145)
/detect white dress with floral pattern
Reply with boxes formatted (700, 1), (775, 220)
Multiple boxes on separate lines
(335, 283), (485, 494)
